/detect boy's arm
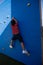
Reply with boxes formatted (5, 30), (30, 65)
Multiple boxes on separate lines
(13, 18), (18, 23)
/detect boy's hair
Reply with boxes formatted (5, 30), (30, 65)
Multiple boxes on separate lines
(11, 19), (16, 25)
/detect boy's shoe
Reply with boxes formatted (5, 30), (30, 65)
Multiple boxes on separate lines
(22, 49), (30, 56)
(9, 44), (14, 48)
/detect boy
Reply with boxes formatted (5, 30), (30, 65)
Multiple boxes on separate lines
(9, 17), (30, 56)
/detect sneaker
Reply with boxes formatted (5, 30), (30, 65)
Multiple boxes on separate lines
(9, 44), (13, 48)
(22, 50), (30, 56)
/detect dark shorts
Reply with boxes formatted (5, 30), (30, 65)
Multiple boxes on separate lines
(12, 34), (23, 43)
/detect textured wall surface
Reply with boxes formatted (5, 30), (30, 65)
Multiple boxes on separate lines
(0, 0), (11, 35)
(0, 0), (42, 65)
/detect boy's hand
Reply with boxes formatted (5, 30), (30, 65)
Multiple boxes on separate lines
(12, 17), (17, 23)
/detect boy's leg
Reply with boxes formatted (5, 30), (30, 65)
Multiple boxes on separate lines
(9, 39), (14, 48)
(21, 42), (25, 50)
(9, 35), (16, 48)
(21, 42), (30, 56)
(18, 34), (30, 56)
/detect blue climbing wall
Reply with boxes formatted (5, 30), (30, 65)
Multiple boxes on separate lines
(0, 0), (11, 35)
(0, 0), (42, 65)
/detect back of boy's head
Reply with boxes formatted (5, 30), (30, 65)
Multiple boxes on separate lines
(11, 17), (16, 25)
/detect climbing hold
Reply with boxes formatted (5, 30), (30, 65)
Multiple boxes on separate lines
(2, 48), (5, 50)
(3, 21), (6, 23)
(6, 15), (9, 19)
(0, 23), (2, 24)
(27, 3), (31, 7)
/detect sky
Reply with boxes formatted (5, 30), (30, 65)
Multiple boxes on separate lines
(0, 0), (11, 35)
(41, 0), (43, 26)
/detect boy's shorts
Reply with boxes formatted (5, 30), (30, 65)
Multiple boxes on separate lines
(12, 34), (24, 43)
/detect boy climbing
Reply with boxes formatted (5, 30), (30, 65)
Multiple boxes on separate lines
(9, 17), (30, 56)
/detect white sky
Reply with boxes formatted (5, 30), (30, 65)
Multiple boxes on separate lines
(41, 0), (43, 26)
